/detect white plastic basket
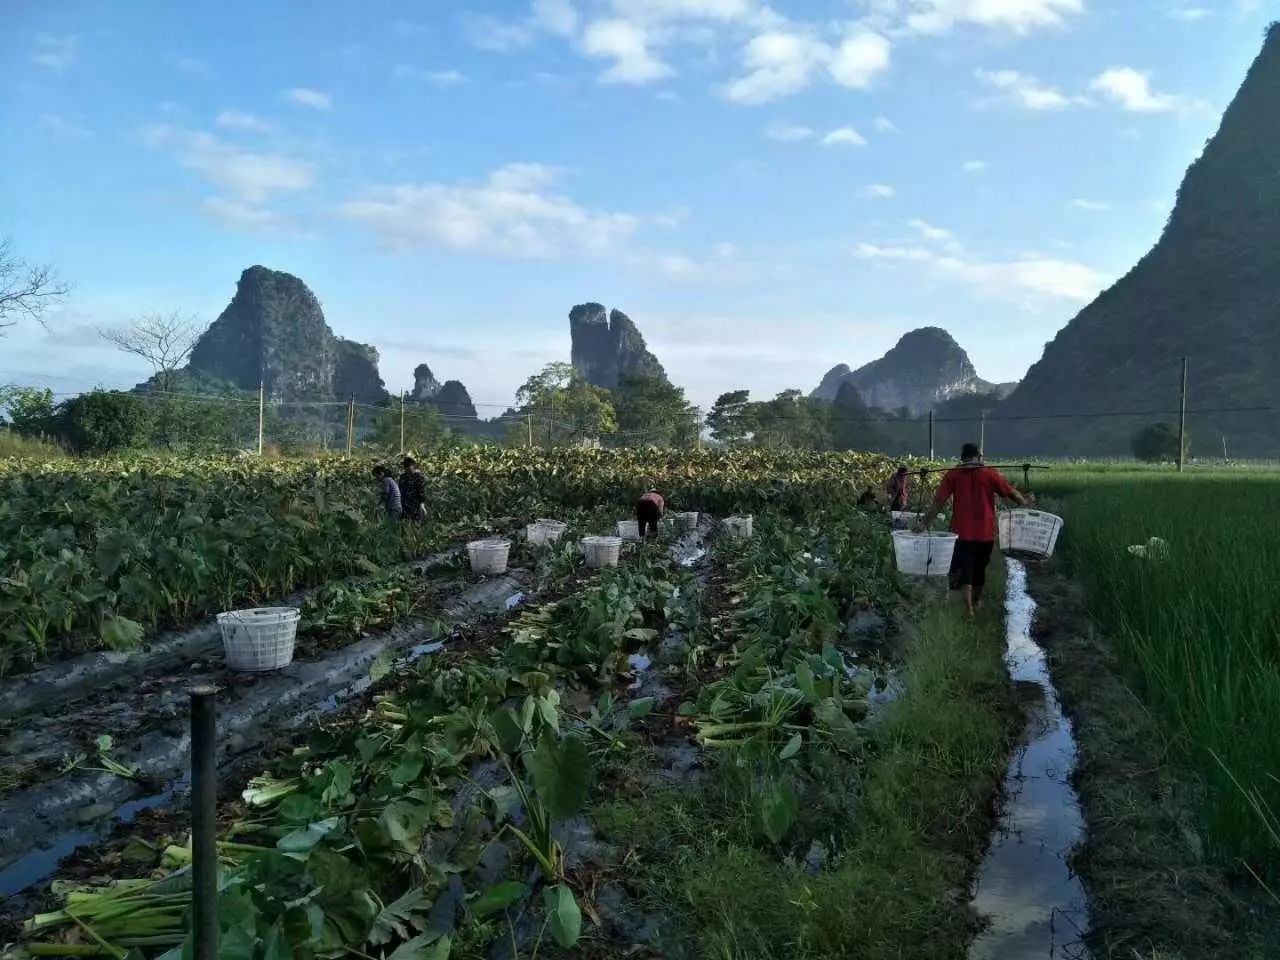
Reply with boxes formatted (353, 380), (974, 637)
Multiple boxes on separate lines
(723, 515), (753, 538)
(583, 535), (623, 569)
(468, 538), (512, 575)
(997, 510), (1064, 560)
(617, 519), (640, 541)
(891, 531), (958, 577)
(526, 520), (567, 545)
(217, 607), (300, 672)
(676, 511), (699, 532)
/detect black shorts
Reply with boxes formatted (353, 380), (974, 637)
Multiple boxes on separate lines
(949, 539), (995, 591)
(636, 498), (662, 536)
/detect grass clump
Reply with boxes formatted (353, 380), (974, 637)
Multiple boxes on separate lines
(595, 576), (1016, 960)
(1041, 473), (1280, 875)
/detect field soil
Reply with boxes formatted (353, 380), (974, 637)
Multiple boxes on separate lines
(1027, 564), (1277, 959)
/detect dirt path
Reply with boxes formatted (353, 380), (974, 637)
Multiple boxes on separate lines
(1026, 564), (1272, 959)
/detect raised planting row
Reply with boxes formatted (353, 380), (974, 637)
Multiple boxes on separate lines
(0, 508), (640, 901)
(0, 449), (907, 675)
(3, 505), (1020, 960)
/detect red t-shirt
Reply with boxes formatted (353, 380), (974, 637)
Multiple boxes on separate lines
(937, 465), (1015, 542)
(639, 491), (665, 513)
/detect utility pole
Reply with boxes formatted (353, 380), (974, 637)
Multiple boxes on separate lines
(927, 410), (934, 460)
(527, 412), (533, 448)
(346, 394), (355, 457)
(979, 410), (986, 451)
(399, 391), (406, 455)
(696, 408), (703, 451)
(256, 381), (264, 456)
(1177, 356), (1188, 473)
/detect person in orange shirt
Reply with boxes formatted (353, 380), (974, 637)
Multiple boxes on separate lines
(919, 443), (1029, 614)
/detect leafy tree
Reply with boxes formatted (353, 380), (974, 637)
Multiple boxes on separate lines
(707, 390), (753, 447)
(829, 382), (889, 452)
(612, 374), (698, 448)
(0, 385), (56, 435)
(514, 363), (617, 447)
(1132, 421), (1187, 462)
(366, 402), (452, 454)
(750, 390), (830, 450)
(56, 391), (151, 453)
(0, 238), (69, 334)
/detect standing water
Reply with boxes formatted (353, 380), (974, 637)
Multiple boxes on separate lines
(968, 559), (1091, 959)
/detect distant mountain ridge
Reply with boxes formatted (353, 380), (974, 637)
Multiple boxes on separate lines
(991, 22), (1280, 457)
(812, 327), (1010, 414)
(183, 265), (478, 421)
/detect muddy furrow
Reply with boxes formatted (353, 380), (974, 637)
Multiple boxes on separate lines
(0, 566), (529, 898)
(0, 548), (464, 722)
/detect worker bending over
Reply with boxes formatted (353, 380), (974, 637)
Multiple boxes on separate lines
(919, 443), (1028, 615)
(635, 489), (665, 538)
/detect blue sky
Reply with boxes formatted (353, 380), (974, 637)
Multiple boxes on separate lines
(2, 0), (1273, 411)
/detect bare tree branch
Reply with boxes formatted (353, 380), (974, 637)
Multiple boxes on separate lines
(0, 237), (71, 333)
(100, 312), (201, 393)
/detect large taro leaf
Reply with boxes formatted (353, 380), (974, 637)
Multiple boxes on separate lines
(759, 778), (799, 844)
(529, 732), (592, 821)
(543, 884), (582, 948)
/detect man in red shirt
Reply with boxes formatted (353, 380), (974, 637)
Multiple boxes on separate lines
(635, 489), (665, 538)
(919, 443), (1029, 614)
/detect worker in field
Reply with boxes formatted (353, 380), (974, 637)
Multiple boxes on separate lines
(918, 443), (1029, 615)
(635, 489), (665, 538)
(399, 455), (427, 522)
(372, 465), (402, 521)
(886, 465), (910, 511)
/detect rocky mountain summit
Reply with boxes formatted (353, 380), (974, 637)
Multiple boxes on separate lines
(569, 303), (667, 389)
(812, 327), (1006, 414)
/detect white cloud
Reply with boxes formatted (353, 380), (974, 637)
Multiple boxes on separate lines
(468, 15), (537, 51)
(1169, 2), (1210, 20)
(146, 126), (315, 202)
(905, 0), (1083, 35)
(873, 115), (897, 133)
(284, 87), (332, 110)
(32, 34), (77, 70)
(829, 31), (890, 89)
(654, 206), (691, 228)
(821, 126), (866, 148)
(858, 230), (1106, 303)
(41, 112), (92, 140)
(712, 241), (737, 259)
(861, 183), (897, 199)
(611, 0), (758, 21)
(765, 121), (815, 142)
(1071, 197), (1111, 211)
(963, 159), (987, 173)
(391, 18), (431, 36)
(201, 197), (298, 233)
(340, 163), (639, 258)
(166, 54), (211, 77)
(909, 218), (957, 245)
(1089, 67), (1197, 113)
(394, 66), (468, 85)
(581, 19), (672, 84)
(724, 30), (828, 104)
(215, 110), (272, 133)
(935, 254), (1104, 301)
(856, 242), (932, 261)
(532, 0), (580, 35)
(658, 254), (699, 276)
(975, 68), (1074, 110)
